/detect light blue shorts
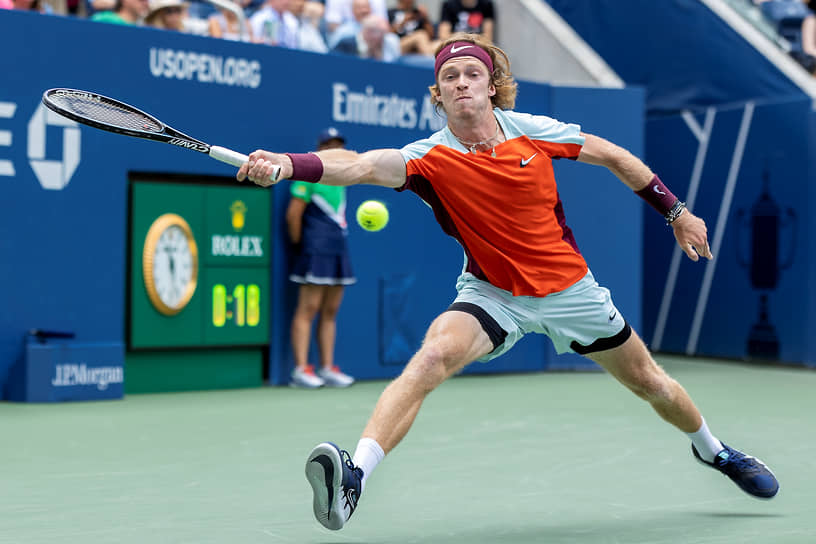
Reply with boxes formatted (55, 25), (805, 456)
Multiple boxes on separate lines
(451, 270), (630, 362)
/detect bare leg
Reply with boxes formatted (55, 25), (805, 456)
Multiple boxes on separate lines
(317, 285), (345, 370)
(360, 311), (495, 453)
(291, 284), (325, 370)
(586, 329), (701, 433)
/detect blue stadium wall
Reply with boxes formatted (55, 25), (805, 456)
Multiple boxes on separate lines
(0, 11), (646, 396)
(548, 0), (816, 367)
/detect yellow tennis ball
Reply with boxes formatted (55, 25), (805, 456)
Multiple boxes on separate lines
(356, 200), (389, 232)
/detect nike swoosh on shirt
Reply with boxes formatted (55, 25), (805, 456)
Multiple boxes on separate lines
(450, 44), (473, 53)
(520, 153), (537, 167)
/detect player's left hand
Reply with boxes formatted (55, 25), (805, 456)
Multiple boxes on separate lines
(671, 209), (713, 261)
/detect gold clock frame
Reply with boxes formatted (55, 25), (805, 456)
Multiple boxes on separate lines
(142, 213), (199, 316)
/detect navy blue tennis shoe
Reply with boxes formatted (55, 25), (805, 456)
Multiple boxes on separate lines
(692, 443), (779, 499)
(305, 442), (363, 530)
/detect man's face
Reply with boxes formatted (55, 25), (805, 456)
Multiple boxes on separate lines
(270, 0), (290, 11)
(123, 0), (149, 18)
(435, 56), (495, 118)
(352, 0), (371, 21)
(289, 0), (304, 15)
(362, 22), (385, 49)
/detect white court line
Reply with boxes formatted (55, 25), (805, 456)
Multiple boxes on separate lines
(652, 107), (715, 350)
(686, 102), (755, 355)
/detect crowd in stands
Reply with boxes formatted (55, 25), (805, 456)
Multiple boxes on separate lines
(751, 0), (816, 73)
(1, 0), (498, 65)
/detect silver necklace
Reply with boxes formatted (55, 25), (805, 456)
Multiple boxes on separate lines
(452, 119), (501, 157)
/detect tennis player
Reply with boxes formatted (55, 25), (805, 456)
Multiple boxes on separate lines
(237, 33), (779, 531)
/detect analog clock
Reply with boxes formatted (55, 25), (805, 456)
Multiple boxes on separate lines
(142, 213), (199, 316)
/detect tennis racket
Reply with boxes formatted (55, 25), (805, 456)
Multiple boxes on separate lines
(42, 88), (280, 182)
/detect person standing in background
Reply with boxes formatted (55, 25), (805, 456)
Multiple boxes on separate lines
(286, 128), (356, 388)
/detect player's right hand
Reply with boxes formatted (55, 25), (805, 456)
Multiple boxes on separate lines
(237, 151), (292, 187)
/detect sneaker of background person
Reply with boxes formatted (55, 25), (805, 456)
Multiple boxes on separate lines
(692, 443), (779, 499)
(291, 365), (325, 388)
(317, 366), (355, 387)
(305, 441), (363, 530)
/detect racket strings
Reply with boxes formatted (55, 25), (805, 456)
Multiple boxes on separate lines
(51, 95), (163, 133)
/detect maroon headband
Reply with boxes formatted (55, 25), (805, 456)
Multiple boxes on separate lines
(434, 42), (494, 79)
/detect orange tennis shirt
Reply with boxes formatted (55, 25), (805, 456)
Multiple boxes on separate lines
(398, 108), (588, 297)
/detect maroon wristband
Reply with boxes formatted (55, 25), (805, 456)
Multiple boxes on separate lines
(635, 174), (678, 215)
(285, 152), (323, 183)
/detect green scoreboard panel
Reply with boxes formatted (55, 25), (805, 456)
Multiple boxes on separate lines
(130, 181), (271, 349)
(204, 267), (269, 346)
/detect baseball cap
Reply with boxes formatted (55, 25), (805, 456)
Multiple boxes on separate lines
(317, 127), (346, 146)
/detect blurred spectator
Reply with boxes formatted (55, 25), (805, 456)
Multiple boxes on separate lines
(328, 0), (371, 48)
(208, 2), (254, 41)
(88, 0), (117, 16)
(90, 0), (149, 24)
(388, 0), (437, 56)
(290, 0), (329, 53)
(12, 0), (48, 11)
(324, 0), (386, 33)
(0, 0), (13, 9)
(437, 0), (495, 43)
(250, 0), (299, 47)
(332, 13), (400, 62)
(801, 10), (816, 71)
(145, 0), (188, 30)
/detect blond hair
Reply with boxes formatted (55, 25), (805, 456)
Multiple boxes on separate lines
(429, 33), (517, 113)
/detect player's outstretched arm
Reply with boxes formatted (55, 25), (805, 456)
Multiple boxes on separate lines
(577, 133), (712, 261)
(237, 148), (407, 189)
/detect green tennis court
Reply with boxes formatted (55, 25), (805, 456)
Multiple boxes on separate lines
(1, 356), (813, 544)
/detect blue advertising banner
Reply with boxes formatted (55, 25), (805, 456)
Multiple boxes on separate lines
(0, 11), (646, 393)
(643, 97), (816, 367)
(6, 341), (124, 402)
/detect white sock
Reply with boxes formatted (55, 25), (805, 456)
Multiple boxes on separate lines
(686, 417), (724, 462)
(351, 437), (385, 492)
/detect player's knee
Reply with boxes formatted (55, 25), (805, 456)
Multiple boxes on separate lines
(404, 343), (462, 391)
(629, 369), (674, 403)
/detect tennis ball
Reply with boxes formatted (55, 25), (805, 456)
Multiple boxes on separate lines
(356, 200), (389, 232)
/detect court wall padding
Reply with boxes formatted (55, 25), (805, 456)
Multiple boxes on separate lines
(0, 11), (644, 395)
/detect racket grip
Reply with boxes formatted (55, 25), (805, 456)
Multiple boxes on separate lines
(209, 145), (280, 183)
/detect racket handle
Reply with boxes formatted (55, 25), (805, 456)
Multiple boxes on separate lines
(209, 145), (281, 183)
